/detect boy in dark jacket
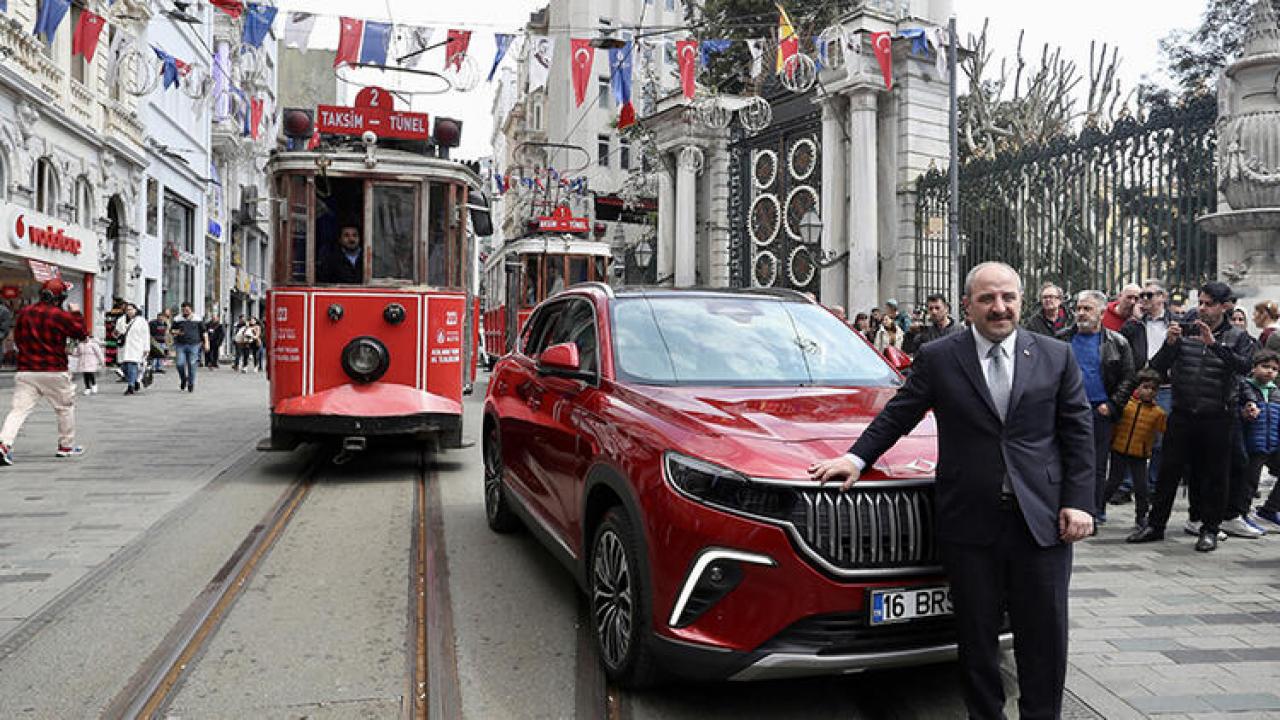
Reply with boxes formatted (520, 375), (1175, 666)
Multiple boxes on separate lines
(1235, 350), (1280, 534)
(1109, 370), (1167, 532)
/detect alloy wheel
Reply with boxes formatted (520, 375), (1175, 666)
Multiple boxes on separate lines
(592, 529), (633, 669)
(483, 426), (503, 522)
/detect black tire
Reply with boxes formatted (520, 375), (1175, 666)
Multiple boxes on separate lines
(590, 508), (660, 688)
(482, 420), (520, 533)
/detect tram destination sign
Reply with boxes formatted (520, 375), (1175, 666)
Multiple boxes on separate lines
(537, 205), (590, 233)
(315, 105), (431, 141)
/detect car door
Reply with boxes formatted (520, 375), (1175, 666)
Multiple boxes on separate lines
(495, 301), (563, 527)
(525, 298), (601, 552)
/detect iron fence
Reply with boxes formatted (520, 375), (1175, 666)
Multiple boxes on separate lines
(915, 95), (1218, 308)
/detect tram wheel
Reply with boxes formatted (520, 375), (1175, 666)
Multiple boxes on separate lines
(483, 420), (520, 533)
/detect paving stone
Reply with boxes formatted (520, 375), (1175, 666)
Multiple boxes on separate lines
(1135, 614), (1203, 627)
(1231, 648), (1280, 663)
(1108, 637), (1184, 652)
(1201, 693), (1280, 712)
(1126, 695), (1213, 714)
(1162, 649), (1236, 664)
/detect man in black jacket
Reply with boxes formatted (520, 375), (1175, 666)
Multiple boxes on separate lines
(1059, 290), (1137, 522)
(1129, 281), (1254, 551)
(1023, 282), (1072, 336)
(903, 293), (962, 354)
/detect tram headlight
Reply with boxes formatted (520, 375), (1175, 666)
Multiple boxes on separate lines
(341, 337), (390, 383)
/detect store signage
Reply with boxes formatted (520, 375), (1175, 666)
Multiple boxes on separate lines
(8, 210), (83, 255)
(316, 91), (430, 141)
(536, 205), (590, 233)
(28, 259), (62, 282)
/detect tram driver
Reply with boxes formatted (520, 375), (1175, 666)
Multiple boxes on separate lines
(317, 224), (364, 284)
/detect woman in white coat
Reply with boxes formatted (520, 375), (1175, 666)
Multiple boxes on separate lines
(115, 303), (150, 395)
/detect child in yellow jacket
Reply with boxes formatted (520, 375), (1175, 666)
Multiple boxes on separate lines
(1106, 369), (1167, 532)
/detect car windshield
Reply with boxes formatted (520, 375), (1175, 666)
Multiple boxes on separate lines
(611, 295), (902, 387)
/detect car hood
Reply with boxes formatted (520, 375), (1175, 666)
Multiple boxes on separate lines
(627, 385), (937, 481)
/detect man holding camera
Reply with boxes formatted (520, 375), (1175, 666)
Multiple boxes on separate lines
(1129, 282), (1253, 551)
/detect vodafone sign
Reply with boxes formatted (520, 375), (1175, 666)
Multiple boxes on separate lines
(7, 209), (83, 255)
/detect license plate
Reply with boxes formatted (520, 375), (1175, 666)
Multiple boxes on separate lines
(869, 585), (953, 625)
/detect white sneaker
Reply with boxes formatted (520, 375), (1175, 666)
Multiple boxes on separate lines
(1222, 516), (1264, 539)
(82, 388), (92, 396)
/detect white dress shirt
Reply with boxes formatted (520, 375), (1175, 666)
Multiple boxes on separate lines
(845, 327), (1017, 473)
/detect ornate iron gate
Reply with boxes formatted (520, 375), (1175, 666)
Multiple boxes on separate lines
(915, 95), (1218, 306)
(730, 111), (822, 293)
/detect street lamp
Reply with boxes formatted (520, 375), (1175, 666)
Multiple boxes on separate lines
(799, 208), (822, 246)
(634, 237), (654, 269)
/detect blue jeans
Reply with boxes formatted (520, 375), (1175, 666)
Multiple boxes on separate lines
(175, 344), (201, 389)
(122, 361), (139, 389)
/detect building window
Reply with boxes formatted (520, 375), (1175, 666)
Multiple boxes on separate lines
(69, 6), (87, 85)
(531, 99), (542, 130)
(146, 178), (159, 235)
(75, 176), (93, 226)
(598, 77), (610, 109)
(108, 27), (121, 101)
(664, 41), (676, 68)
(598, 135), (610, 168)
(665, 0), (675, 10)
(620, 139), (631, 170)
(162, 192), (196, 312)
(35, 157), (59, 215)
(0, 152), (7, 203)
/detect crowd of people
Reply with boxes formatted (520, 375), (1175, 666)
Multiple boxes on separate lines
(0, 287), (268, 467)
(840, 278), (1280, 552)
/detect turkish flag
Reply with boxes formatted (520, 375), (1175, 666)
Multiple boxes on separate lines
(569, 38), (594, 107)
(335, 17), (364, 67)
(676, 39), (698, 99)
(71, 10), (104, 63)
(445, 29), (472, 71)
(871, 31), (893, 90)
(210, 0), (244, 18)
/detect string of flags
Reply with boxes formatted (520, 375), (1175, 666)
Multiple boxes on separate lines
(492, 169), (591, 198)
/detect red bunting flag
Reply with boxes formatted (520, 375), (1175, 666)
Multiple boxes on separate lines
(676, 39), (698, 99)
(569, 38), (594, 107)
(618, 102), (635, 130)
(335, 17), (364, 67)
(209, 0), (244, 18)
(250, 98), (264, 140)
(871, 31), (893, 90)
(71, 9), (105, 63)
(445, 30), (472, 71)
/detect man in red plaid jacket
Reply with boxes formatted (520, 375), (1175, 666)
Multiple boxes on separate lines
(0, 278), (87, 465)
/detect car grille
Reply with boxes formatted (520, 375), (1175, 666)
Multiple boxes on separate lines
(790, 483), (940, 573)
(757, 611), (958, 656)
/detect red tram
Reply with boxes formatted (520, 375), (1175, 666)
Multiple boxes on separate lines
(481, 215), (612, 365)
(265, 133), (491, 451)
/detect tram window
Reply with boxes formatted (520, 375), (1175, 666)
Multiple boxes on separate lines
(523, 255), (540, 307)
(372, 185), (416, 282)
(546, 254), (566, 296)
(568, 256), (589, 287)
(427, 184), (448, 287)
(315, 177), (365, 284)
(287, 176), (308, 282)
(592, 256), (607, 282)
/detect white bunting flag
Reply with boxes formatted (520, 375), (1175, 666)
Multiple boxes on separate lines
(284, 12), (317, 50)
(930, 26), (949, 79)
(397, 25), (435, 68)
(527, 34), (554, 92)
(747, 39), (765, 77)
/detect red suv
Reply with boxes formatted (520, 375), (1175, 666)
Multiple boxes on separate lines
(483, 285), (1003, 686)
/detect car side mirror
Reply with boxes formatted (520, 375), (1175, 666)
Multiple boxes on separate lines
(538, 341), (594, 381)
(883, 345), (913, 372)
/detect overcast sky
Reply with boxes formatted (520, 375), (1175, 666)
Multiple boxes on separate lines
(279, 0), (1211, 158)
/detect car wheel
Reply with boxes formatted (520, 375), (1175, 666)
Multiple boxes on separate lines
(590, 508), (659, 688)
(483, 421), (520, 533)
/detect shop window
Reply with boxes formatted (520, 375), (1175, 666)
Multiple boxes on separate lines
(35, 157), (59, 215)
(162, 192), (196, 312)
(75, 176), (93, 227)
(146, 178), (158, 235)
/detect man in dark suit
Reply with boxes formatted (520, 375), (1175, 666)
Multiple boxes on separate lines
(810, 262), (1095, 720)
(316, 224), (364, 284)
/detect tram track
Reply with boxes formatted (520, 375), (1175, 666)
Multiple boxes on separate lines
(105, 446), (460, 720)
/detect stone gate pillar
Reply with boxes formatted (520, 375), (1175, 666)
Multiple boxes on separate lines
(675, 146), (703, 286)
(656, 160), (675, 283)
(819, 96), (848, 307)
(847, 92), (880, 314)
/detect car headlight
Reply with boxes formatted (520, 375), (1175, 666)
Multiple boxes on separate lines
(663, 452), (798, 523)
(341, 336), (389, 383)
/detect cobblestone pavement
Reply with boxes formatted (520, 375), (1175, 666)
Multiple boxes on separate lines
(1, 365), (1278, 718)
(0, 367), (268, 641)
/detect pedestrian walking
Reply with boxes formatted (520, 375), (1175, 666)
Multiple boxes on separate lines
(69, 334), (105, 395)
(1128, 281), (1254, 551)
(1104, 369), (1167, 530)
(1058, 290), (1136, 524)
(115, 303), (149, 395)
(873, 314), (905, 356)
(1103, 283), (1142, 331)
(170, 302), (208, 392)
(809, 261), (1095, 720)
(148, 310), (170, 375)
(102, 297), (124, 368)
(1023, 282), (1072, 336)
(205, 314), (225, 369)
(0, 279), (89, 464)
(1224, 350), (1280, 538)
(254, 316), (267, 371)
(905, 293), (962, 354)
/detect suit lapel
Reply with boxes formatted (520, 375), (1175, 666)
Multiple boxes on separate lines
(1008, 331), (1039, 415)
(953, 330), (1002, 422)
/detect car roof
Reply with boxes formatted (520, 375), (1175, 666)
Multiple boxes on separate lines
(560, 283), (817, 304)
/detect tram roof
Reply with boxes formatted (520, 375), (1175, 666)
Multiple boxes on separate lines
(482, 236), (614, 270)
(269, 148), (484, 188)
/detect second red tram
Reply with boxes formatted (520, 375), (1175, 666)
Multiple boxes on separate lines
(481, 236), (613, 365)
(266, 142), (490, 450)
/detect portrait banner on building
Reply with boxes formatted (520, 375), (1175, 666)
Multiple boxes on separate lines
(527, 34), (553, 92)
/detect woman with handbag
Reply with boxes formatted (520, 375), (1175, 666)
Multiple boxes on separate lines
(115, 303), (150, 395)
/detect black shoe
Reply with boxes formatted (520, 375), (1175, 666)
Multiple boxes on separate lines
(1127, 526), (1164, 543)
(187, 385), (194, 393)
(124, 388), (135, 395)
(155, 368), (166, 374)
(1195, 530), (1218, 552)
(1109, 491), (1133, 505)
